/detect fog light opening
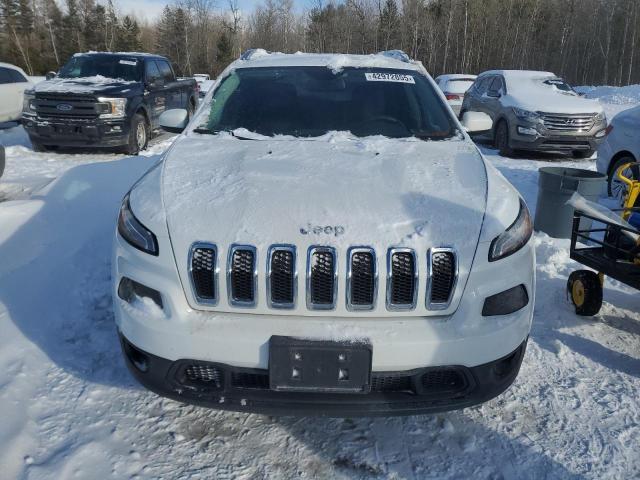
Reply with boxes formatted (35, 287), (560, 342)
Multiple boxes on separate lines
(482, 284), (529, 316)
(517, 126), (538, 136)
(118, 277), (163, 310)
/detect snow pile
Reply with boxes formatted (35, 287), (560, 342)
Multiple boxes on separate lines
(576, 84), (640, 119)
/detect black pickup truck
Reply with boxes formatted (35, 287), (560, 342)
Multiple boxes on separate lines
(22, 52), (197, 154)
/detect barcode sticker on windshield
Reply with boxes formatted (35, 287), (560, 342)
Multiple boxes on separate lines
(119, 60), (137, 66)
(365, 72), (415, 84)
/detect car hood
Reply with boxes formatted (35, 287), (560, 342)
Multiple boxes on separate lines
(33, 76), (140, 96)
(503, 92), (604, 115)
(161, 133), (488, 316)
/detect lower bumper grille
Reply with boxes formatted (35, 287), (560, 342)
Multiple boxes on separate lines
(174, 363), (469, 396)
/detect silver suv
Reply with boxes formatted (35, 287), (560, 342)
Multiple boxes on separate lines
(462, 70), (608, 158)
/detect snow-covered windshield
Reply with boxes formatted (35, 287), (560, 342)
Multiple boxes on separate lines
(197, 66), (457, 139)
(542, 78), (576, 94)
(58, 55), (143, 82)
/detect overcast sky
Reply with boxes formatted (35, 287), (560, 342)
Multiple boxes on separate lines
(119, 0), (317, 22)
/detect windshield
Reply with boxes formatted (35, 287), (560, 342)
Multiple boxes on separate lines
(58, 55), (143, 82)
(197, 66), (458, 139)
(542, 78), (576, 94)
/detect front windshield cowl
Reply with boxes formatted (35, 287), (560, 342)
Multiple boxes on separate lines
(194, 66), (458, 141)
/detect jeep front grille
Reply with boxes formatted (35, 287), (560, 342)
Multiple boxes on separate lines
(189, 243), (218, 305)
(267, 245), (296, 309)
(386, 249), (418, 311)
(307, 247), (338, 309)
(427, 248), (457, 309)
(227, 245), (257, 307)
(540, 112), (596, 132)
(187, 243), (458, 312)
(347, 247), (377, 310)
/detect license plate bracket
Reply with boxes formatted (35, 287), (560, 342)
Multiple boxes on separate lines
(269, 336), (372, 394)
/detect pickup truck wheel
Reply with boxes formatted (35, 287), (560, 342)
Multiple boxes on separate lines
(124, 114), (149, 155)
(495, 120), (514, 157)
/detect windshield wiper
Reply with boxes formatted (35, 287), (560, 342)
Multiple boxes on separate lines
(192, 127), (256, 140)
(412, 130), (453, 141)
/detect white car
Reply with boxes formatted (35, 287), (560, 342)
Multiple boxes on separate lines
(435, 74), (477, 115)
(596, 105), (640, 205)
(114, 50), (535, 416)
(0, 62), (33, 123)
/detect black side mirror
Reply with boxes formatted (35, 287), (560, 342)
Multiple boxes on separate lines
(45, 71), (57, 80)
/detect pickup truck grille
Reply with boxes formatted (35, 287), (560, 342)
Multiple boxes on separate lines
(188, 244), (458, 313)
(34, 94), (98, 119)
(539, 112), (596, 132)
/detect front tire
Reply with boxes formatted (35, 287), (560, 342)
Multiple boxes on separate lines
(607, 155), (639, 206)
(124, 113), (149, 155)
(494, 120), (514, 157)
(567, 270), (603, 316)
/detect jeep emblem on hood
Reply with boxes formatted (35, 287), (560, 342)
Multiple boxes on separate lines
(300, 224), (345, 237)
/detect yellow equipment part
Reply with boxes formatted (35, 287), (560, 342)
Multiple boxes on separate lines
(615, 162), (640, 264)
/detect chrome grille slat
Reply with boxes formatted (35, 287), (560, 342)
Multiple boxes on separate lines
(347, 247), (377, 311)
(227, 245), (257, 307)
(267, 245), (296, 309)
(386, 248), (418, 311)
(188, 243), (218, 305)
(188, 243), (457, 312)
(307, 246), (338, 310)
(427, 248), (458, 310)
(539, 112), (596, 132)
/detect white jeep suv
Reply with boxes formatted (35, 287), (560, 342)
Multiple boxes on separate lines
(113, 50), (535, 416)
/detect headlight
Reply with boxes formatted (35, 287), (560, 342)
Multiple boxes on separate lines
(23, 93), (36, 113)
(489, 199), (533, 262)
(595, 112), (606, 124)
(97, 97), (127, 119)
(512, 107), (540, 122)
(117, 193), (158, 255)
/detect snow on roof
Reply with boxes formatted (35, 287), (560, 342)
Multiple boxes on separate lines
(234, 50), (424, 73)
(436, 74), (477, 80)
(480, 69), (556, 80)
(73, 51), (163, 58)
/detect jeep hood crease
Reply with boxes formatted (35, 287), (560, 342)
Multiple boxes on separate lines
(158, 135), (488, 316)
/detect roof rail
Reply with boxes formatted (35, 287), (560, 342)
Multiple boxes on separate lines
(378, 50), (411, 63)
(240, 48), (270, 61)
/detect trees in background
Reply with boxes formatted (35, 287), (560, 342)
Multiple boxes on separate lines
(1, 0), (639, 86)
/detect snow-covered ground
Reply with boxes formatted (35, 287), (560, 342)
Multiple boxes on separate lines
(0, 88), (638, 480)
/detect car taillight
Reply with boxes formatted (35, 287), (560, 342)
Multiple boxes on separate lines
(445, 93), (460, 100)
(605, 125), (613, 136)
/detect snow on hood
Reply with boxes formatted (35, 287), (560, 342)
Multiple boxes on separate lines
(503, 74), (603, 114)
(34, 76), (137, 95)
(160, 133), (488, 316)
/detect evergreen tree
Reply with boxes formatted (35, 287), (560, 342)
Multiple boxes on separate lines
(215, 30), (234, 72)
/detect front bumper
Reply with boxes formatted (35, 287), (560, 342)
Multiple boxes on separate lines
(22, 113), (130, 147)
(508, 117), (606, 153)
(119, 331), (528, 416)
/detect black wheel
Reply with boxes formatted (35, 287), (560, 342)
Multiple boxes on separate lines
(123, 113), (149, 155)
(572, 149), (595, 159)
(567, 270), (603, 316)
(494, 120), (513, 157)
(607, 155), (639, 206)
(0, 145), (5, 178)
